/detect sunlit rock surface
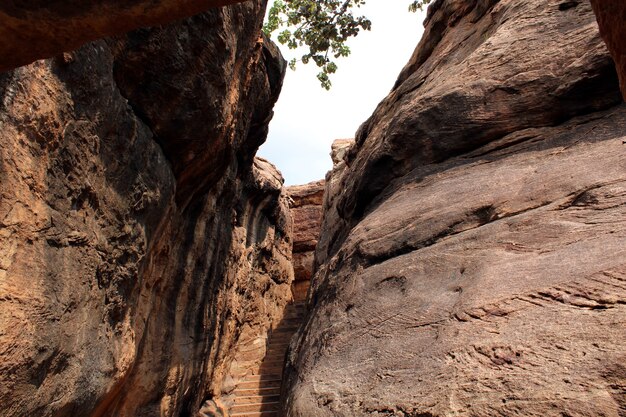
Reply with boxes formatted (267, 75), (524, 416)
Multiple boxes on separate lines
(287, 180), (325, 301)
(283, 0), (626, 415)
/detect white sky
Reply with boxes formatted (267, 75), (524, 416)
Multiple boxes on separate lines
(258, 1), (427, 185)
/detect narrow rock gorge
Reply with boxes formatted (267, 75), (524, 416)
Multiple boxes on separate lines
(287, 181), (325, 302)
(0, 0), (625, 416)
(283, 0), (626, 415)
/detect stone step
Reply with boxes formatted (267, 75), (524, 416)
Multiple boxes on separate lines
(266, 339), (293, 348)
(245, 366), (282, 376)
(234, 357), (285, 371)
(277, 318), (303, 324)
(241, 374), (283, 382)
(237, 378), (282, 390)
(264, 345), (289, 353)
(269, 326), (300, 334)
(230, 411), (278, 417)
(263, 353), (287, 361)
(279, 309), (304, 315)
(266, 342), (293, 350)
(267, 337), (293, 344)
(266, 339), (294, 347)
(269, 328), (299, 336)
(233, 394), (280, 405)
(228, 302), (306, 417)
(231, 401), (280, 413)
(251, 367), (284, 376)
(271, 326), (300, 334)
(257, 358), (286, 366)
(234, 387), (281, 396)
(268, 334), (298, 341)
(256, 352), (288, 361)
(250, 366), (284, 376)
(282, 308), (304, 316)
(281, 310), (304, 316)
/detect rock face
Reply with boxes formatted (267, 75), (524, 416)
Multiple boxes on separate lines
(283, 0), (626, 416)
(0, 2), (292, 417)
(591, 0), (626, 99)
(286, 180), (325, 301)
(0, 0), (249, 72)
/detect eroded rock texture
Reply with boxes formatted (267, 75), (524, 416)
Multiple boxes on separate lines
(283, 0), (626, 415)
(0, 0), (248, 72)
(591, 0), (626, 98)
(287, 180), (325, 301)
(0, 2), (292, 417)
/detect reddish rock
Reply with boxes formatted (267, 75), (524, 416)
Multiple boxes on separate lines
(287, 180), (325, 301)
(0, 0), (249, 72)
(591, 0), (626, 99)
(283, 0), (626, 416)
(288, 180), (325, 208)
(0, 2), (291, 416)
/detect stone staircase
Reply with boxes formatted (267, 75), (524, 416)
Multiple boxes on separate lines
(229, 301), (305, 417)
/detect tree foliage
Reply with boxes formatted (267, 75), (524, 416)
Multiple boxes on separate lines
(263, 0), (433, 89)
(408, 0), (433, 13)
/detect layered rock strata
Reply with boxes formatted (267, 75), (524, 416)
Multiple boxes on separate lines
(286, 180), (325, 301)
(0, 2), (292, 417)
(591, 0), (626, 98)
(283, 0), (626, 415)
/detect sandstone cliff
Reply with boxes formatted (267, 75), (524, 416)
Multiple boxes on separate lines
(283, 0), (626, 415)
(0, 0), (249, 72)
(286, 181), (325, 301)
(591, 0), (626, 98)
(0, 2), (292, 416)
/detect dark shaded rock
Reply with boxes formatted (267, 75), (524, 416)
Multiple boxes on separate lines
(590, 0), (626, 99)
(283, 0), (626, 415)
(109, 19), (285, 206)
(0, 0), (248, 72)
(0, 2), (291, 417)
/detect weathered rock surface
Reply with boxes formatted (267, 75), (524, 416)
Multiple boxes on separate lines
(283, 0), (626, 415)
(0, 2), (292, 417)
(591, 0), (626, 99)
(0, 0), (249, 72)
(287, 180), (325, 286)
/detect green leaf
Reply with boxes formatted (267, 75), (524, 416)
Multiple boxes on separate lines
(263, 0), (433, 89)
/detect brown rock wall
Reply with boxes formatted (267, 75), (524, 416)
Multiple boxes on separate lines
(0, 0), (248, 72)
(591, 0), (626, 99)
(287, 180), (325, 283)
(283, 0), (626, 415)
(0, 2), (292, 416)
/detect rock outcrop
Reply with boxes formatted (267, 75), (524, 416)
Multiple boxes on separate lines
(0, 2), (292, 417)
(286, 180), (325, 301)
(283, 0), (626, 415)
(0, 0), (249, 72)
(591, 0), (626, 99)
